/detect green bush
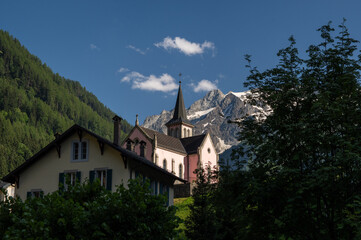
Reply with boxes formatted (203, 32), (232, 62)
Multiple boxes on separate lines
(0, 179), (179, 240)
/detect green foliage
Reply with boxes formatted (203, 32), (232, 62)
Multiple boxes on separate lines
(186, 20), (361, 240)
(174, 197), (193, 239)
(185, 167), (218, 240)
(0, 30), (132, 178)
(228, 20), (361, 239)
(0, 179), (179, 240)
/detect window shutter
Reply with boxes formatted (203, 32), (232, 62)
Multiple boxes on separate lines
(27, 191), (31, 199)
(89, 170), (95, 183)
(76, 171), (81, 183)
(106, 169), (112, 191)
(59, 173), (64, 190)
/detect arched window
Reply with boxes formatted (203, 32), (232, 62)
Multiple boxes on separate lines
(179, 164), (183, 179)
(170, 128), (173, 137)
(140, 142), (146, 157)
(155, 154), (159, 165)
(187, 129), (190, 137)
(172, 159), (175, 173)
(175, 128), (179, 138)
(126, 140), (132, 151)
(163, 159), (167, 170)
(183, 128), (186, 138)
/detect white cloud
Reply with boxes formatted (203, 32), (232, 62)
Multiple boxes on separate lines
(90, 43), (99, 50)
(155, 37), (215, 56)
(127, 45), (148, 55)
(117, 67), (129, 73)
(121, 71), (178, 92)
(191, 79), (218, 92)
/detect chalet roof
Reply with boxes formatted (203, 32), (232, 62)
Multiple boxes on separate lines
(140, 127), (187, 154)
(180, 134), (207, 154)
(165, 83), (193, 127)
(2, 124), (185, 184)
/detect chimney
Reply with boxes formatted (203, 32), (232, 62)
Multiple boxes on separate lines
(112, 115), (123, 146)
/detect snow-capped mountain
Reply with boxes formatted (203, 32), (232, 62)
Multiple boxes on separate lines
(142, 89), (269, 154)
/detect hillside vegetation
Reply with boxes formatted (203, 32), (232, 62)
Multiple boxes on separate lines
(0, 30), (132, 178)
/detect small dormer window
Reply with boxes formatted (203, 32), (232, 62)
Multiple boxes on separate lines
(140, 141), (146, 157)
(207, 148), (211, 154)
(126, 140), (134, 151)
(72, 140), (88, 161)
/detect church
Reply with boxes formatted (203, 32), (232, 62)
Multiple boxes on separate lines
(122, 82), (218, 183)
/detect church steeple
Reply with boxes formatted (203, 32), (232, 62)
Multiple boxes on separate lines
(165, 78), (194, 139)
(172, 81), (187, 121)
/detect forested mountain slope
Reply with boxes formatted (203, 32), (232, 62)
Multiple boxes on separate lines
(0, 30), (132, 178)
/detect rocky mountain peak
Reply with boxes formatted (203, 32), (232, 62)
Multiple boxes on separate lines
(142, 89), (268, 155)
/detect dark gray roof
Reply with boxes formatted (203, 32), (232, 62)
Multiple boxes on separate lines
(180, 134), (207, 154)
(166, 83), (193, 127)
(140, 127), (205, 155)
(140, 127), (187, 154)
(2, 125), (185, 184)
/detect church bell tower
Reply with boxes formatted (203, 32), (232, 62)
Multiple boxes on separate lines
(165, 81), (194, 139)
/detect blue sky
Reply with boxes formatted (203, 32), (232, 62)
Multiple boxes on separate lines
(1, 1), (361, 125)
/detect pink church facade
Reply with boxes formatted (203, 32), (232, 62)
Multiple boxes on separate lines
(122, 82), (218, 182)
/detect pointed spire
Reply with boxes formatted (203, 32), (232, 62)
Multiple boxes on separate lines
(165, 73), (194, 132)
(172, 79), (187, 121)
(135, 114), (139, 126)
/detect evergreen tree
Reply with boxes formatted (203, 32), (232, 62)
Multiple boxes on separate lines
(0, 30), (133, 178)
(185, 167), (218, 240)
(229, 20), (361, 239)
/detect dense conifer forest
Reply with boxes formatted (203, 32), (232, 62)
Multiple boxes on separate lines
(0, 30), (132, 178)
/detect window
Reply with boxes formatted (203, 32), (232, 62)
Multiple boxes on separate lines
(140, 141), (146, 157)
(159, 183), (170, 206)
(183, 128), (186, 138)
(175, 128), (179, 138)
(207, 148), (211, 154)
(179, 164), (183, 178)
(169, 129), (173, 137)
(187, 129), (190, 137)
(89, 169), (112, 191)
(72, 141), (88, 161)
(126, 140), (132, 151)
(163, 159), (167, 170)
(155, 154), (159, 165)
(172, 159), (175, 173)
(65, 172), (77, 188)
(59, 171), (81, 190)
(96, 170), (107, 187)
(27, 190), (43, 199)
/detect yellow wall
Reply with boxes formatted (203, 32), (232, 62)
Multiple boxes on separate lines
(16, 132), (129, 200)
